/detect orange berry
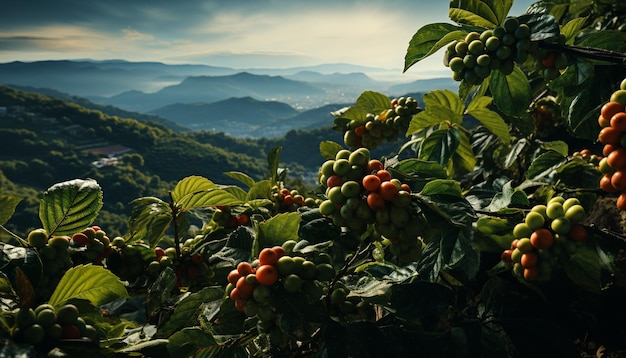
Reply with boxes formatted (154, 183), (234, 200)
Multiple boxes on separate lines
(258, 248), (279, 266)
(362, 174), (382, 192)
(530, 228), (554, 250)
(376, 170), (392, 182)
(255, 264), (279, 286)
(567, 223), (588, 242)
(521, 252), (538, 268)
(611, 112), (626, 132)
(618, 192), (626, 211)
(607, 148), (626, 170)
(599, 126), (623, 145)
(601, 101), (625, 121)
(600, 173), (619, 193)
(366, 192), (386, 211)
(611, 169), (626, 191)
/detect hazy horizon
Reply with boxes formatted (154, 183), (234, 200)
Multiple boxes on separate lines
(0, 0), (537, 81)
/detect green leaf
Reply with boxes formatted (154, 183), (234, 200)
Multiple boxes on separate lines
(39, 179), (103, 236)
(159, 287), (224, 337)
(248, 179), (272, 200)
(404, 23), (466, 71)
(526, 151), (567, 180)
(541, 140), (569, 157)
(577, 30), (626, 54)
(490, 66), (533, 117)
(485, 180), (530, 212)
(525, 13), (561, 42)
(466, 107), (511, 144)
(168, 327), (218, 358)
(127, 197), (172, 246)
(171, 176), (216, 203)
(406, 108), (451, 136)
(424, 90), (465, 116)
(449, 0), (506, 27)
(223, 171), (256, 189)
(48, 264), (128, 307)
(420, 179), (463, 198)
(563, 245), (601, 293)
(554, 158), (603, 189)
(452, 130), (477, 173)
(320, 141), (344, 160)
(419, 127), (460, 168)
(395, 159), (448, 180)
(503, 139), (529, 168)
(0, 195), (21, 226)
(258, 212), (301, 249)
(0, 272), (19, 311)
(178, 188), (246, 211)
(561, 17), (588, 44)
(354, 91), (391, 114)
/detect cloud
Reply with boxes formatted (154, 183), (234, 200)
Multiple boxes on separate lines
(121, 27), (154, 41)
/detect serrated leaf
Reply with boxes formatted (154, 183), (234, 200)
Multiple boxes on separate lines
(404, 23), (466, 71)
(406, 109), (448, 136)
(48, 264), (128, 307)
(320, 141), (344, 160)
(171, 176), (216, 203)
(0, 195), (21, 226)
(466, 107), (511, 144)
(354, 91), (391, 113)
(39, 179), (103, 236)
(258, 212), (301, 249)
(223, 171), (256, 189)
(490, 67), (532, 117)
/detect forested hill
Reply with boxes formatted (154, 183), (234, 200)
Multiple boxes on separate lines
(0, 85), (277, 236)
(0, 85), (404, 237)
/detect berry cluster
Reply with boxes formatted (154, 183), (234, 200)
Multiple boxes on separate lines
(12, 303), (97, 348)
(533, 50), (568, 80)
(326, 285), (375, 322)
(271, 186), (317, 212)
(596, 79), (626, 210)
(211, 206), (250, 229)
(444, 17), (531, 85)
(148, 245), (213, 288)
(27, 230), (73, 299)
(226, 243), (334, 346)
(317, 148), (427, 265)
(342, 97), (421, 150)
(106, 242), (150, 283)
(69, 225), (114, 265)
(500, 196), (589, 281)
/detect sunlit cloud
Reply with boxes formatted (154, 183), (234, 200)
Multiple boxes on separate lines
(121, 27), (154, 41)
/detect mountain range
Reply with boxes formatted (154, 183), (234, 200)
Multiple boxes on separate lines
(0, 59), (458, 138)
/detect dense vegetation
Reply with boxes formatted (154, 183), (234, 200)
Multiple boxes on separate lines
(2, 1), (626, 357)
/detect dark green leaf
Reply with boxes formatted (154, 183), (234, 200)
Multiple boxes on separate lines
(395, 159), (448, 179)
(404, 23), (466, 71)
(419, 127), (461, 168)
(577, 30), (626, 53)
(503, 138), (529, 168)
(168, 327), (218, 358)
(563, 245), (601, 293)
(406, 109), (449, 136)
(39, 179), (103, 236)
(466, 107), (511, 144)
(0, 195), (21, 226)
(554, 158), (602, 189)
(48, 264), (129, 307)
(127, 197), (172, 246)
(420, 179), (463, 198)
(486, 180), (530, 211)
(525, 13), (560, 41)
(526, 151), (566, 180)
(159, 287), (224, 337)
(490, 66), (533, 117)
(561, 17), (588, 44)
(390, 281), (454, 321)
(452, 130), (477, 174)
(258, 212), (301, 249)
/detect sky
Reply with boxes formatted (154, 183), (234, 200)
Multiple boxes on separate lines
(0, 0), (537, 78)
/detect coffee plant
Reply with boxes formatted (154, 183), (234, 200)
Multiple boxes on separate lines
(1, 1), (626, 357)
